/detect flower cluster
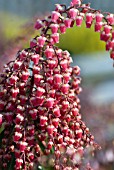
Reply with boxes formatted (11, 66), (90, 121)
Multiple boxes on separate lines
(0, 0), (113, 169)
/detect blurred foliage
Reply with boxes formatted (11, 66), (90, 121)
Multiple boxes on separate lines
(58, 22), (105, 55)
(0, 11), (27, 40)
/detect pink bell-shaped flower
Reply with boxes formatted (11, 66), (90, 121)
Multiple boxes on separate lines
(34, 19), (44, 30)
(31, 54), (40, 65)
(50, 24), (59, 34)
(95, 13), (103, 23)
(51, 33), (59, 43)
(106, 14), (114, 25)
(19, 141), (28, 152)
(60, 24), (66, 34)
(71, 0), (81, 6)
(53, 106), (61, 117)
(37, 36), (46, 47)
(69, 8), (78, 19)
(76, 16), (83, 27)
(64, 18), (72, 28)
(95, 22), (103, 32)
(30, 38), (37, 48)
(51, 11), (60, 22)
(44, 47), (54, 59)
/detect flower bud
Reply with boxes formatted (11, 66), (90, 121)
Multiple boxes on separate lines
(76, 16), (83, 27)
(47, 141), (53, 149)
(65, 114), (71, 122)
(21, 71), (30, 82)
(29, 109), (37, 120)
(106, 40), (114, 51)
(64, 18), (72, 28)
(27, 125), (35, 136)
(58, 135), (63, 144)
(86, 21), (93, 28)
(4, 112), (13, 123)
(68, 91), (75, 100)
(71, 0), (81, 6)
(38, 36), (46, 47)
(19, 141), (28, 152)
(47, 125), (54, 135)
(9, 75), (18, 85)
(11, 88), (19, 98)
(47, 76), (53, 84)
(76, 129), (83, 138)
(104, 25), (112, 34)
(52, 118), (59, 128)
(13, 61), (22, 70)
(60, 59), (68, 70)
(62, 101), (69, 110)
(106, 14), (114, 25)
(16, 158), (23, 168)
(72, 78), (81, 88)
(34, 19), (44, 30)
(53, 74), (62, 84)
(50, 24), (59, 34)
(48, 59), (57, 69)
(95, 22), (103, 32)
(30, 39), (37, 48)
(60, 24), (66, 34)
(63, 73), (70, 83)
(51, 33), (59, 43)
(20, 95), (27, 105)
(6, 102), (14, 111)
(110, 50), (114, 59)
(28, 152), (34, 161)
(19, 50), (28, 60)
(40, 116), (48, 126)
(36, 87), (45, 97)
(31, 54), (40, 65)
(45, 98), (54, 108)
(69, 8), (78, 19)
(53, 106), (61, 117)
(100, 31), (111, 42)
(33, 65), (41, 74)
(15, 125), (22, 132)
(86, 13), (93, 23)
(49, 89), (55, 98)
(55, 4), (63, 12)
(61, 84), (69, 94)
(34, 74), (43, 86)
(14, 132), (22, 142)
(95, 13), (103, 22)
(27, 136), (34, 146)
(45, 48), (54, 59)
(71, 108), (79, 116)
(15, 114), (24, 124)
(51, 11), (60, 22)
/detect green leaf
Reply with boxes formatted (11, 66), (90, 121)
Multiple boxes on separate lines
(50, 146), (54, 154)
(38, 140), (45, 152)
(8, 153), (15, 170)
(0, 130), (4, 146)
(0, 124), (5, 133)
